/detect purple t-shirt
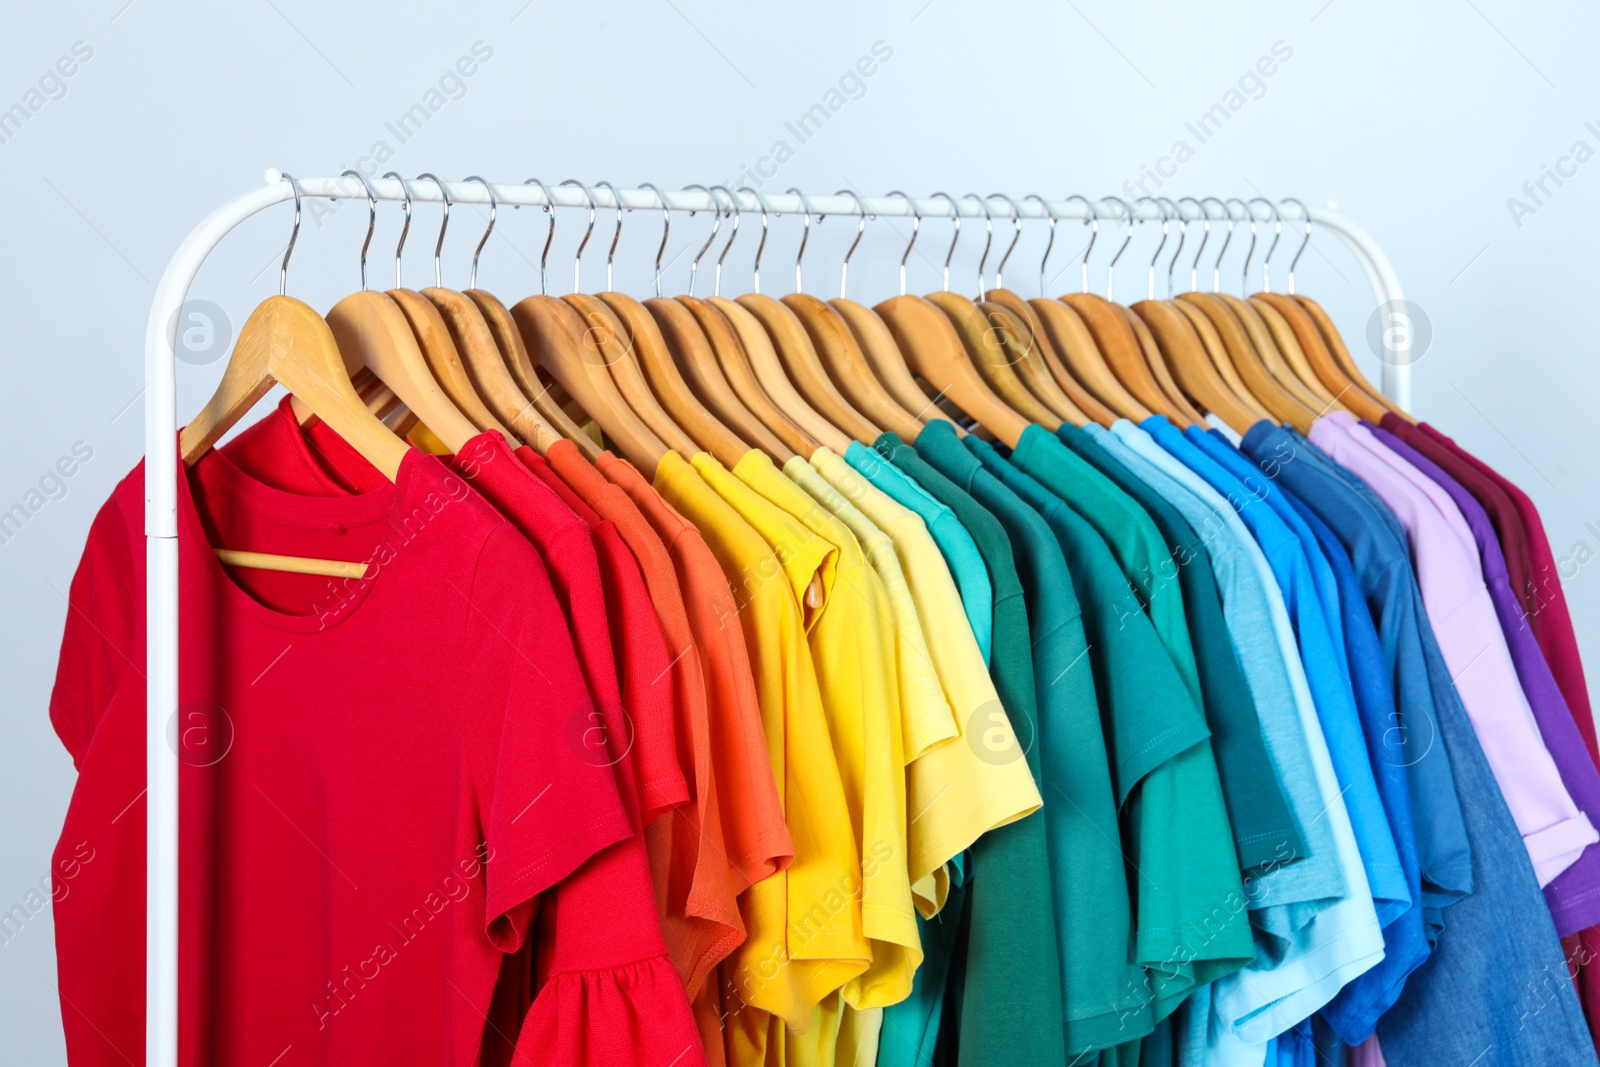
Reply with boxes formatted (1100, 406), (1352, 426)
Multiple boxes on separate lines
(1372, 423), (1600, 936)
(1309, 412), (1596, 886)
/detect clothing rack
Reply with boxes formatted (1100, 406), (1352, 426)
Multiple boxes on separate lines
(139, 172), (1410, 1066)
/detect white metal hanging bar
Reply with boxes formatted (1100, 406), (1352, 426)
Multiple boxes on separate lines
(142, 170), (1409, 1067)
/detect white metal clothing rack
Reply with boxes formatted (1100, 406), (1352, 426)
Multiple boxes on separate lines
(139, 172), (1409, 1066)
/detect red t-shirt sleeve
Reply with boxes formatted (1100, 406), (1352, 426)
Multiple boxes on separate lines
(50, 470), (143, 769)
(465, 523), (633, 952)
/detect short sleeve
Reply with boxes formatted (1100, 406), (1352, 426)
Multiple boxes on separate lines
(51, 470), (143, 768)
(465, 523), (633, 951)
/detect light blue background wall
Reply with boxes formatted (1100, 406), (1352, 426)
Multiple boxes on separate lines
(3, 0), (1598, 1059)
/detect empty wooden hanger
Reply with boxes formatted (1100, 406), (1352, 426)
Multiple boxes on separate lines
(787, 189), (927, 440)
(875, 192), (1030, 448)
(182, 176), (409, 577)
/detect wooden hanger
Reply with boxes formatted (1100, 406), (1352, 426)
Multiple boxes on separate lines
(714, 295), (854, 454)
(684, 296), (818, 457)
(1169, 297), (1271, 423)
(876, 291), (1031, 448)
(830, 297), (956, 427)
(559, 292), (696, 456)
(1295, 294), (1407, 418)
(182, 182), (408, 577)
(1132, 299), (1261, 432)
(1116, 301), (1206, 424)
(465, 289), (602, 458)
(740, 292), (882, 443)
(1216, 292), (1330, 414)
(1177, 291), (1316, 432)
(652, 294), (791, 461)
(1029, 296), (1148, 422)
(983, 286), (1108, 424)
(1248, 295), (1342, 410)
(1061, 292), (1192, 427)
(928, 292), (1059, 429)
(788, 292), (927, 440)
(511, 294), (668, 473)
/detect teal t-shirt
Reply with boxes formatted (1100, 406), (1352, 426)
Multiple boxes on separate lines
(1056, 423), (1304, 876)
(943, 425), (1250, 1027)
(873, 431), (1066, 1067)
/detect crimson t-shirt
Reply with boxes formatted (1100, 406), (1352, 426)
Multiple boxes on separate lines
(49, 445), (629, 1066)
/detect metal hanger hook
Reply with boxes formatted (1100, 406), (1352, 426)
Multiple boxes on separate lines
(1134, 195), (1170, 301)
(277, 172), (303, 297)
(1025, 194), (1055, 298)
(522, 177), (556, 295)
(836, 188), (873, 299)
(1097, 196), (1135, 301)
(965, 194), (993, 300)
(929, 191), (961, 293)
(1176, 196), (1208, 292)
(1203, 196), (1235, 292)
(1248, 196), (1281, 292)
(741, 186), (773, 295)
(709, 185), (743, 297)
(340, 169), (378, 291)
(788, 187), (812, 294)
(463, 176), (496, 290)
(560, 180), (597, 294)
(415, 173), (450, 288)
(382, 170), (412, 289)
(1280, 197), (1311, 295)
(988, 192), (1026, 291)
(1156, 197), (1183, 297)
(638, 182), (669, 297)
(1227, 198), (1256, 295)
(682, 183), (722, 297)
(595, 180), (624, 293)
(887, 190), (919, 297)
(1063, 194), (1097, 293)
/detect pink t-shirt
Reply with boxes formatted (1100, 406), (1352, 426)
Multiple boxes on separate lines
(1310, 412), (1596, 885)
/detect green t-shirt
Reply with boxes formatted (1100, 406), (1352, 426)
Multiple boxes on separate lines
(1012, 424), (1203, 709)
(910, 423), (1152, 1055)
(952, 426), (1251, 1027)
(874, 431), (1067, 1067)
(1057, 424), (1304, 876)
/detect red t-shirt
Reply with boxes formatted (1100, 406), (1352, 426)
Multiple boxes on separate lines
(49, 445), (630, 1066)
(221, 404), (706, 1066)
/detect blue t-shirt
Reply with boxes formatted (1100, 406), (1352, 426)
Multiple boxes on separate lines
(1240, 421), (1594, 1065)
(1191, 426), (1431, 1041)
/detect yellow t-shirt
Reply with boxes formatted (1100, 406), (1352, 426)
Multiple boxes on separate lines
(811, 447), (1044, 917)
(703, 450), (920, 1014)
(783, 455), (957, 762)
(652, 452), (864, 1036)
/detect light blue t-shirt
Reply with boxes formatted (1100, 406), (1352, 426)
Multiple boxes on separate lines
(1100, 419), (1384, 1057)
(845, 439), (993, 664)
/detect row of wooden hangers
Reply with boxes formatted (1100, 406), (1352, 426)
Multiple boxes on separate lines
(180, 175), (1405, 578)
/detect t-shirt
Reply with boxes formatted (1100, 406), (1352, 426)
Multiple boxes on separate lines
(845, 440), (994, 665)
(954, 429), (1250, 1048)
(1310, 413), (1597, 886)
(1057, 424), (1303, 875)
(875, 431), (1067, 1067)
(1241, 427), (1598, 1066)
(651, 451), (862, 1049)
(1371, 426), (1600, 937)
(1391, 416), (1598, 767)
(50, 446), (650, 1066)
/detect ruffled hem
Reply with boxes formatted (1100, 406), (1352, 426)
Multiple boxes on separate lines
(513, 954), (708, 1067)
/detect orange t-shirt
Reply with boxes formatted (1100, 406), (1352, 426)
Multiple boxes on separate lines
(550, 440), (745, 996)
